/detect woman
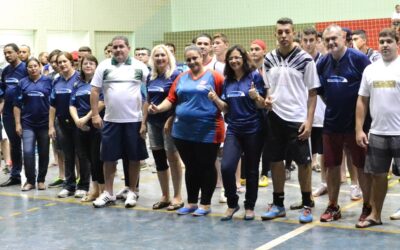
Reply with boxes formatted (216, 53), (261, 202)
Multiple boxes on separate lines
(70, 54), (104, 201)
(149, 45), (224, 216)
(49, 52), (80, 198)
(208, 45), (265, 220)
(14, 58), (52, 191)
(143, 45), (183, 210)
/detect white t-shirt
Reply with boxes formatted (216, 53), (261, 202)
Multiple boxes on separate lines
(392, 11), (400, 20)
(263, 47), (321, 123)
(313, 96), (326, 127)
(91, 57), (149, 123)
(204, 56), (217, 71)
(358, 57), (400, 135)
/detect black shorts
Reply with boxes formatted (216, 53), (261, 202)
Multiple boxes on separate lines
(265, 112), (311, 165)
(311, 127), (323, 155)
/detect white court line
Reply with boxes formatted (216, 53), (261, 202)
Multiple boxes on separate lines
(255, 223), (315, 250)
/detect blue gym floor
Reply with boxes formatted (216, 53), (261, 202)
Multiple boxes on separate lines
(1, 156), (400, 250)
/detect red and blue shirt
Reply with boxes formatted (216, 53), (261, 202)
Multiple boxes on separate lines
(167, 69), (225, 143)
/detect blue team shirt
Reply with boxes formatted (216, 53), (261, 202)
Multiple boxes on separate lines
(317, 48), (370, 133)
(70, 80), (104, 118)
(14, 75), (52, 129)
(147, 70), (180, 123)
(222, 71), (265, 135)
(0, 62), (28, 117)
(167, 69), (225, 143)
(50, 71), (80, 120)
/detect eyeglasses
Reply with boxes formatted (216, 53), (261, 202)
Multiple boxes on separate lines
(228, 56), (242, 61)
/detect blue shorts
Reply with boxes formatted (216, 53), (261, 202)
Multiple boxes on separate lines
(147, 121), (177, 152)
(101, 121), (148, 162)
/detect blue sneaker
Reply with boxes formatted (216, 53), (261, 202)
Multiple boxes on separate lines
(192, 207), (211, 216)
(177, 206), (198, 215)
(299, 206), (313, 224)
(261, 204), (286, 220)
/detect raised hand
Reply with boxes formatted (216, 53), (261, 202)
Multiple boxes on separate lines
(249, 82), (259, 100)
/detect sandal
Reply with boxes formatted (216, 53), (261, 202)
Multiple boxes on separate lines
(167, 202), (184, 211)
(152, 201), (171, 210)
(355, 219), (382, 228)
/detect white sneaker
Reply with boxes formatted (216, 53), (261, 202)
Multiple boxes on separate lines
(390, 208), (400, 220)
(350, 185), (362, 201)
(116, 187), (129, 200)
(93, 191), (116, 208)
(57, 189), (74, 198)
(74, 189), (87, 198)
(313, 183), (328, 197)
(219, 188), (227, 203)
(125, 191), (138, 208)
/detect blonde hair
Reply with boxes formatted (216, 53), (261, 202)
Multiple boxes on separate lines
(149, 44), (176, 81)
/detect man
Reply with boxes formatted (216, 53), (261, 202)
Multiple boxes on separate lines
(249, 39), (270, 187)
(90, 36), (149, 208)
(352, 29), (381, 62)
(165, 42), (188, 73)
(78, 46), (92, 61)
(261, 18), (319, 224)
(104, 43), (113, 59)
(317, 24), (371, 223)
(342, 28), (353, 48)
(194, 33), (216, 69)
(250, 39), (267, 72)
(355, 28), (400, 228)
(134, 47), (150, 67)
(300, 27), (327, 197)
(211, 33), (229, 74)
(0, 43), (27, 187)
(18, 45), (31, 63)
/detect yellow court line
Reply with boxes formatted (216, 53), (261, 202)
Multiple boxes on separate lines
(10, 212), (22, 217)
(27, 207), (40, 212)
(44, 203), (57, 207)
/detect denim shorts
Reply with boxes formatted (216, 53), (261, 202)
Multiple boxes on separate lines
(147, 121), (177, 152)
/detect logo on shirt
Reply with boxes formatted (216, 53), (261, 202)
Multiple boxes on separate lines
(327, 76), (348, 83)
(196, 80), (212, 91)
(226, 91), (245, 98)
(76, 90), (91, 96)
(5, 78), (19, 84)
(148, 86), (164, 92)
(373, 80), (396, 88)
(55, 89), (72, 94)
(27, 91), (45, 97)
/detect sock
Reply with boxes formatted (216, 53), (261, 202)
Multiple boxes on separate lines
(301, 192), (313, 207)
(273, 192), (284, 207)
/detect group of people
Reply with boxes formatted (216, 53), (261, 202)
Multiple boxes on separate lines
(1, 17), (399, 229)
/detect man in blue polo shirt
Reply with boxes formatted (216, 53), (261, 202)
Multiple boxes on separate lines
(0, 43), (27, 187)
(317, 24), (371, 223)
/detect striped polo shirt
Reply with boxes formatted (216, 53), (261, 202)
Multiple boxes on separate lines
(91, 57), (149, 123)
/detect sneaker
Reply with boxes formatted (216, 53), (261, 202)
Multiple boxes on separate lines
(290, 200), (315, 210)
(192, 207), (211, 216)
(313, 183), (328, 197)
(219, 188), (227, 203)
(140, 161), (148, 170)
(48, 178), (64, 188)
(116, 187), (129, 200)
(74, 190), (87, 198)
(240, 178), (246, 185)
(37, 182), (46, 190)
(390, 208), (400, 220)
(350, 185), (362, 201)
(2, 166), (10, 174)
(288, 163), (296, 171)
(125, 191), (138, 208)
(359, 204), (372, 222)
(320, 205), (341, 222)
(299, 206), (313, 223)
(259, 175), (269, 187)
(285, 169), (291, 180)
(261, 204), (286, 220)
(57, 189), (74, 198)
(93, 191), (116, 208)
